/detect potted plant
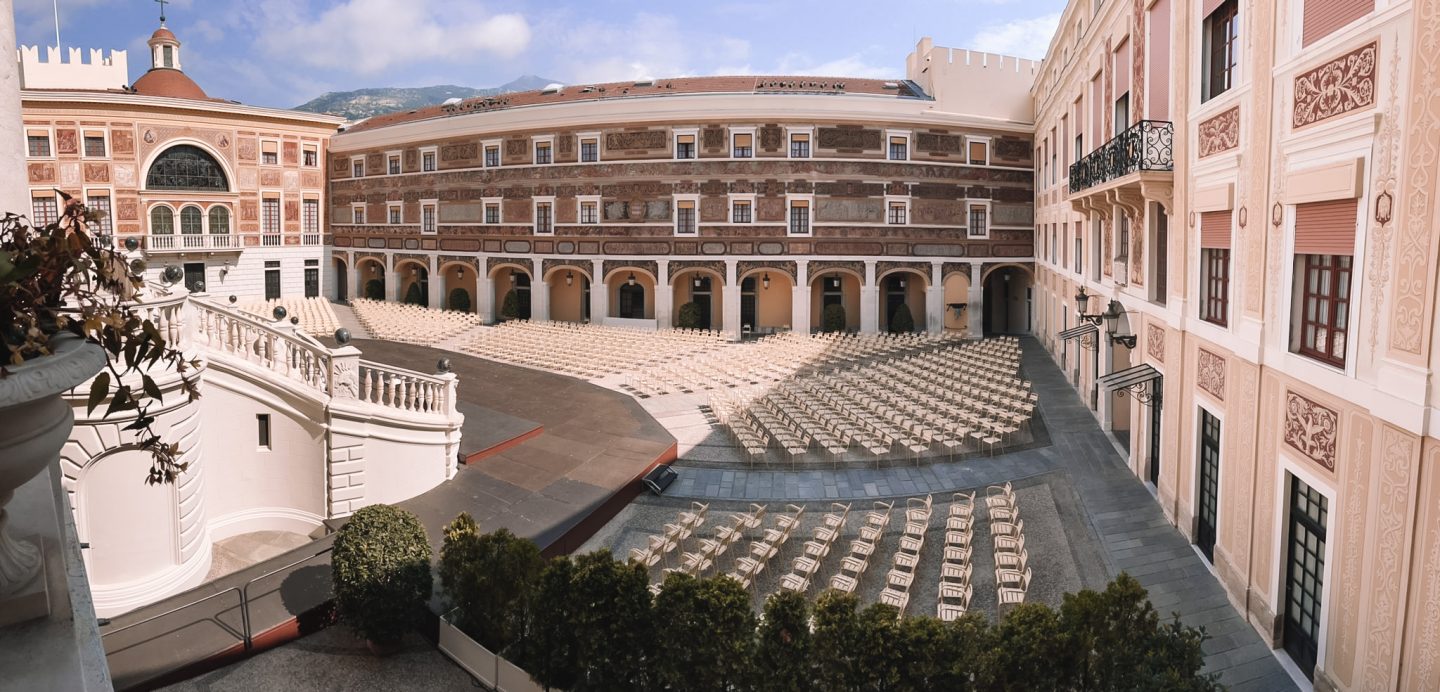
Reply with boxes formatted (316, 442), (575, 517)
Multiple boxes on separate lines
(822, 303), (847, 333)
(675, 302), (700, 329)
(500, 289), (520, 321)
(0, 196), (197, 593)
(331, 503), (433, 655)
(889, 303), (915, 333)
(447, 288), (471, 313)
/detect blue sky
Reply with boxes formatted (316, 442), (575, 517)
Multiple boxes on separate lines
(12, 0), (1065, 109)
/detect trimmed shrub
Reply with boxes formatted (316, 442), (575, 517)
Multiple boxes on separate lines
(403, 281), (425, 306)
(822, 303), (847, 333)
(754, 590), (812, 691)
(500, 288), (520, 320)
(890, 302), (916, 333)
(331, 504), (432, 648)
(364, 279), (384, 300)
(653, 574), (755, 690)
(447, 288), (471, 312)
(439, 514), (542, 652)
(676, 301), (701, 329)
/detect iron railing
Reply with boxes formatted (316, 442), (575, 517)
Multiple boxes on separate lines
(1068, 120), (1174, 194)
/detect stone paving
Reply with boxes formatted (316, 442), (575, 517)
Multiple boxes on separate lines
(651, 336), (1298, 692)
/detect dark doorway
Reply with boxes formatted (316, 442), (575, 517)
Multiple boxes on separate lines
(263, 260), (281, 300)
(741, 277), (757, 333)
(691, 276), (713, 329)
(512, 272), (532, 320)
(1196, 408), (1221, 562)
(618, 282), (645, 319)
(183, 262), (206, 293)
(1148, 377), (1163, 487)
(1283, 476), (1327, 679)
(884, 274), (909, 332)
(334, 260), (348, 301)
(304, 266), (319, 298)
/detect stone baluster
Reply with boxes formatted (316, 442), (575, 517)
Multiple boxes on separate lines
(383, 374), (394, 408)
(358, 366), (371, 401)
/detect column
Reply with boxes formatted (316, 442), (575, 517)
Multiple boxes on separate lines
(1096, 337), (1113, 430)
(722, 259), (741, 341)
(791, 260), (811, 335)
(530, 258), (550, 321)
(589, 259), (606, 326)
(654, 259), (672, 328)
(860, 260), (879, 334)
(925, 262), (944, 334)
(353, 254), (365, 302)
(967, 264), (983, 338)
(426, 255), (442, 309)
(383, 254), (399, 302)
(0, 9), (23, 214)
(478, 273), (495, 324)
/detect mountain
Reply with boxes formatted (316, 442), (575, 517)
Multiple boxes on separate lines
(293, 75), (559, 121)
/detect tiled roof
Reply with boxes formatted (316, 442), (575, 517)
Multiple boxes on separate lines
(131, 68), (208, 100)
(343, 75), (922, 134)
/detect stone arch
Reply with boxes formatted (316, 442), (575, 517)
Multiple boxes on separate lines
(981, 262), (1035, 284)
(142, 139), (234, 193)
(437, 259), (477, 312)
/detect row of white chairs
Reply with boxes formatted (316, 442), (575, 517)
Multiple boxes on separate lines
(777, 503), (852, 594)
(237, 296), (340, 335)
(826, 500), (894, 594)
(988, 482), (1032, 605)
(876, 496), (935, 615)
(349, 298), (480, 344)
(938, 492), (977, 621)
(466, 320), (726, 379)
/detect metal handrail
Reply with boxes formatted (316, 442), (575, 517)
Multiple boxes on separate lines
(100, 586), (243, 642)
(239, 545), (333, 649)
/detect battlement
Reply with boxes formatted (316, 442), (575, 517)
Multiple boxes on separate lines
(17, 45), (129, 91)
(906, 37), (1038, 124)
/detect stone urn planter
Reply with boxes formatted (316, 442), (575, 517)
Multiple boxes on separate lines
(0, 333), (106, 596)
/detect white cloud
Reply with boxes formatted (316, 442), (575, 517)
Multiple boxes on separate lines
(256, 0), (531, 75)
(552, 13), (750, 84)
(774, 53), (895, 79)
(968, 12), (1061, 60)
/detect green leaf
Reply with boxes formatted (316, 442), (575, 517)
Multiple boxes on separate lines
(86, 371), (110, 414)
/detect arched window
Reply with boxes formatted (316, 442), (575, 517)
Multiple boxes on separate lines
(179, 206), (203, 234)
(208, 206), (230, 234)
(150, 206), (174, 234)
(146, 145), (229, 191)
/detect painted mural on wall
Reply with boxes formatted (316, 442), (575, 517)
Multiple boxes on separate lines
(1293, 42), (1377, 129)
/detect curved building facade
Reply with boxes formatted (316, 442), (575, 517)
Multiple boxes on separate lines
(326, 41), (1039, 339)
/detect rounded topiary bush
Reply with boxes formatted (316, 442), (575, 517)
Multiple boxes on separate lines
(676, 301), (701, 329)
(890, 303), (915, 333)
(448, 288), (471, 312)
(331, 504), (433, 651)
(364, 279), (384, 300)
(500, 289), (520, 320)
(822, 303), (847, 333)
(404, 282), (425, 306)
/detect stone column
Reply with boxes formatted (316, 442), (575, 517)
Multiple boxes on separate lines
(589, 259), (606, 325)
(792, 260), (811, 335)
(654, 259), (672, 328)
(353, 254), (366, 302)
(426, 255), (442, 309)
(478, 274), (495, 324)
(530, 258), (550, 322)
(383, 254), (399, 302)
(722, 259), (741, 341)
(860, 261), (879, 334)
(967, 264), (984, 338)
(0, 6), (24, 215)
(926, 262), (944, 334)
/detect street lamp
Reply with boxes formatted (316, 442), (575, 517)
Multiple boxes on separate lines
(1102, 299), (1136, 348)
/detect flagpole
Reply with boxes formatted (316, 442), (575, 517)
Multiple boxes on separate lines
(52, 0), (60, 49)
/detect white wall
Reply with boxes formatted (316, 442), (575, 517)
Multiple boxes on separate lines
(144, 246), (324, 300)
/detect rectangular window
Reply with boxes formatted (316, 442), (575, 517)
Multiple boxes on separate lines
(422, 203), (436, 233)
(422, 151), (436, 172)
(303, 199), (320, 233)
(84, 135), (106, 158)
(968, 205), (988, 237)
(1294, 254), (1352, 367)
(580, 201), (598, 224)
(888, 136), (908, 161)
(789, 200), (811, 235)
(256, 414), (272, 449)
(387, 155), (401, 175)
(260, 141), (278, 165)
(388, 204), (402, 225)
(580, 138), (599, 162)
(485, 146), (500, 167)
(86, 194), (112, 235)
(968, 139), (988, 165)
(352, 159), (364, 177)
(262, 197), (281, 234)
(790, 133), (810, 158)
(534, 142), (552, 165)
(675, 133), (696, 159)
(887, 202), (907, 225)
(732, 133), (753, 158)
(1074, 231), (1083, 274)
(1199, 210), (1232, 326)
(303, 145), (318, 167)
(535, 202), (553, 234)
(264, 268), (281, 299)
(485, 204), (500, 224)
(1203, 0), (1239, 102)
(305, 267), (319, 298)
(352, 205), (366, 225)
(27, 134), (51, 157)
(731, 198), (754, 222)
(675, 200), (697, 234)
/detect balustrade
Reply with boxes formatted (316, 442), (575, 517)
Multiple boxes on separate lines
(356, 362), (450, 415)
(1068, 120), (1174, 194)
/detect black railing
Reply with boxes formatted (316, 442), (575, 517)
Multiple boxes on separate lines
(1068, 120), (1174, 193)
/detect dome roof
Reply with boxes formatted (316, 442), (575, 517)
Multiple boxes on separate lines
(150, 26), (177, 42)
(132, 68), (207, 100)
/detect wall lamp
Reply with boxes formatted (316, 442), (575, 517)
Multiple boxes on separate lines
(565, 270), (574, 287)
(762, 273), (770, 290)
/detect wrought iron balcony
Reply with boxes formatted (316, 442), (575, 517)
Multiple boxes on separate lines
(1068, 120), (1174, 194)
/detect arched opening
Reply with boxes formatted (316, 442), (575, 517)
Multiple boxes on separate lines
(207, 206), (230, 235)
(738, 270), (792, 335)
(879, 271), (927, 333)
(672, 270), (724, 330)
(546, 268), (590, 323)
(809, 272), (861, 332)
(358, 258), (386, 300)
(179, 205), (203, 249)
(150, 205), (174, 235)
(982, 265), (1033, 335)
(333, 258), (349, 301)
(397, 262), (429, 306)
(606, 269), (656, 322)
(494, 267), (532, 320)
(441, 263), (476, 312)
(145, 144), (230, 192)
(942, 272), (971, 332)
(77, 450), (178, 590)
